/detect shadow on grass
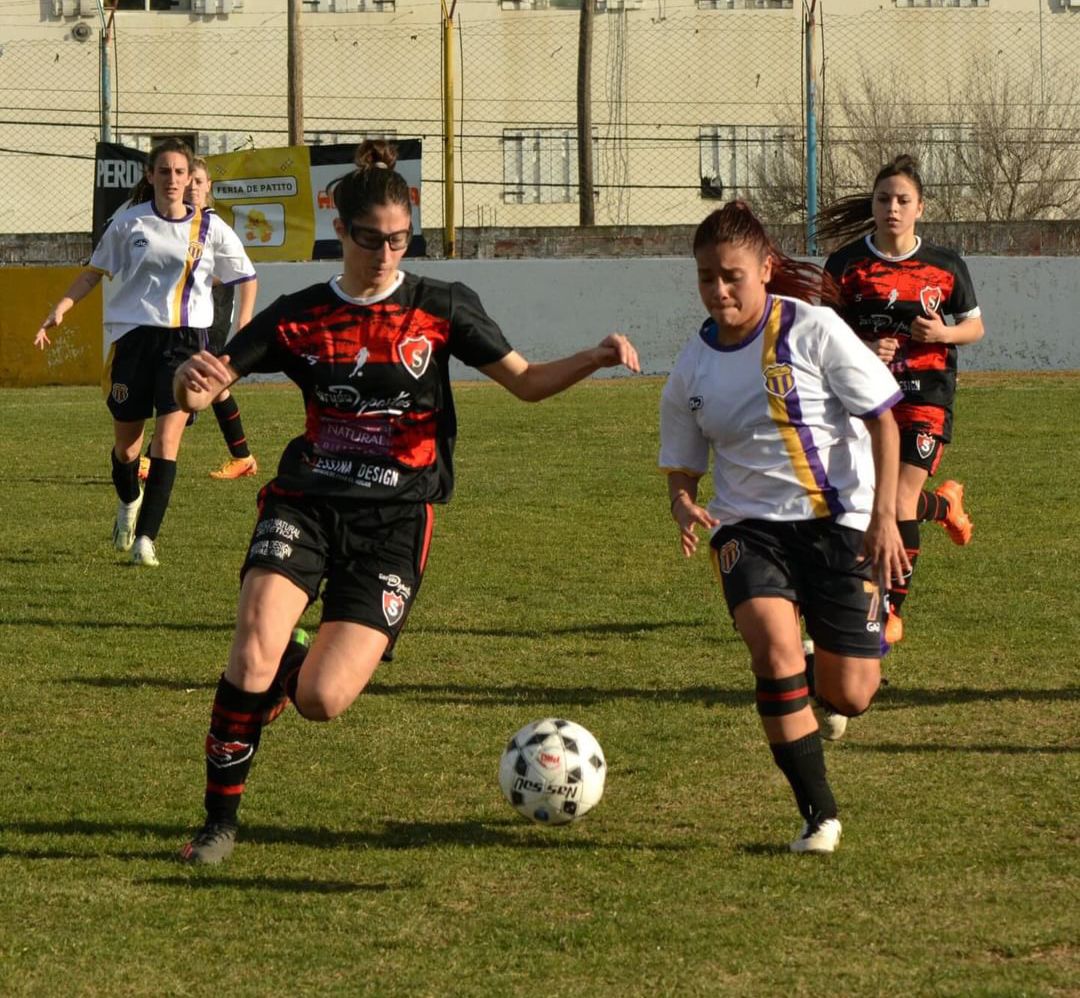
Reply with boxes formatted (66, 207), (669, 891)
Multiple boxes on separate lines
(875, 686), (1079, 709)
(58, 676), (217, 691)
(16, 618), (234, 633)
(142, 875), (403, 894)
(410, 620), (723, 641)
(842, 742), (1077, 755)
(0, 818), (689, 857)
(366, 681), (751, 708)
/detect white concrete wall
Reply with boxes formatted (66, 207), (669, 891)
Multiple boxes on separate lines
(248, 257), (1080, 376)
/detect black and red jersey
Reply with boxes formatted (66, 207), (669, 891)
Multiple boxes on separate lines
(225, 272), (513, 504)
(824, 235), (980, 437)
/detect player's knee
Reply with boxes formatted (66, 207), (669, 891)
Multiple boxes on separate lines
(827, 679), (880, 717)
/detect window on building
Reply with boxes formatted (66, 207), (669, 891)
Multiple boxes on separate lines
(893, 0), (988, 7)
(699, 124), (799, 200)
(923, 123), (978, 195)
(503, 127), (598, 204)
(303, 0), (395, 11)
(697, 0), (794, 10)
(502, 0), (644, 10)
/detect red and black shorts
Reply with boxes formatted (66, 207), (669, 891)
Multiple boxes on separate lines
(894, 402), (949, 475)
(102, 325), (206, 422)
(710, 518), (884, 658)
(242, 485), (435, 650)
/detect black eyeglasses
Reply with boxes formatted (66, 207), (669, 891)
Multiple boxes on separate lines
(348, 224), (411, 252)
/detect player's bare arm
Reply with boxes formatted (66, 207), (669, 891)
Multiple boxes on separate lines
(667, 470), (718, 559)
(909, 309), (984, 346)
(175, 351), (239, 412)
(34, 269), (103, 349)
(480, 333), (640, 402)
(861, 409), (910, 585)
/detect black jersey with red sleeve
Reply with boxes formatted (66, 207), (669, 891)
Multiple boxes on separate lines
(224, 272), (513, 504)
(824, 235), (980, 429)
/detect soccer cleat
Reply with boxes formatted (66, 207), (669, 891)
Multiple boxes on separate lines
(885, 609), (904, 646)
(935, 479), (973, 546)
(179, 820), (238, 865)
(137, 455), (150, 482)
(262, 627), (311, 725)
(131, 535), (160, 567)
(813, 700), (848, 741)
(210, 455), (258, 480)
(112, 493), (143, 552)
(790, 817), (842, 855)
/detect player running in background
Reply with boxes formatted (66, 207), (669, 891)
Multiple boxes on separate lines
(172, 139), (640, 865)
(818, 155), (984, 646)
(661, 200), (907, 854)
(34, 137), (257, 567)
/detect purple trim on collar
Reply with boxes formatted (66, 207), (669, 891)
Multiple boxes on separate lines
(699, 295), (773, 352)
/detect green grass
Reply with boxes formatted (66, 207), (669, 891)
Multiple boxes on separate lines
(0, 373), (1077, 997)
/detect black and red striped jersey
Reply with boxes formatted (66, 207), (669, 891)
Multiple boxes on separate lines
(225, 272), (513, 504)
(824, 235), (980, 416)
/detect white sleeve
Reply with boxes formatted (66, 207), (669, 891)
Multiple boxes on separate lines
(88, 216), (126, 279)
(659, 363), (709, 475)
(819, 313), (902, 418)
(209, 217), (257, 285)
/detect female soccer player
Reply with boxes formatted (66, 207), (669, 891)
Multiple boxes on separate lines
(660, 200), (907, 854)
(819, 155), (984, 646)
(34, 137), (257, 567)
(173, 140), (640, 864)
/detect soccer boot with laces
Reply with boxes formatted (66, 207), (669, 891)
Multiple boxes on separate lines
(131, 535), (160, 567)
(934, 479), (973, 546)
(884, 609), (904, 646)
(790, 817), (842, 855)
(210, 455), (258, 480)
(112, 493), (143, 552)
(262, 627), (311, 724)
(137, 455), (151, 482)
(179, 820), (238, 865)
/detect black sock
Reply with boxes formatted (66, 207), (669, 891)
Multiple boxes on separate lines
(204, 675), (265, 825)
(916, 489), (949, 523)
(134, 457), (177, 541)
(212, 395), (251, 459)
(889, 520), (921, 616)
(110, 449), (140, 504)
(770, 732), (837, 824)
(261, 635), (310, 723)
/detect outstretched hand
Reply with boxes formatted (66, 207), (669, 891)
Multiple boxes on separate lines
(34, 307), (65, 350)
(594, 333), (641, 374)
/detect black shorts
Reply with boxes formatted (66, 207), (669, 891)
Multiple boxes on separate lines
(899, 428), (945, 476)
(710, 518), (884, 658)
(102, 325), (206, 422)
(242, 485), (435, 648)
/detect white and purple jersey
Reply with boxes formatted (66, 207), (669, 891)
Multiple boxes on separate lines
(659, 294), (902, 531)
(90, 200), (256, 345)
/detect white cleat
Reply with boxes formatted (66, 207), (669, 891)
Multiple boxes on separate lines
(112, 494), (143, 552)
(131, 535), (160, 567)
(804, 638), (849, 741)
(790, 817), (842, 855)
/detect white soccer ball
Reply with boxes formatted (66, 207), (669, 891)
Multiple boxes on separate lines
(498, 718), (606, 826)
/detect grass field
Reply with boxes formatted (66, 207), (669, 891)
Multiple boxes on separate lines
(0, 373), (1077, 997)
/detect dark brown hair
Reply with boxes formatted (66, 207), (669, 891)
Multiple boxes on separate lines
(329, 139), (412, 222)
(694, 200), (840, 308)
(813, 154), (924, 246)
(126, 136), (195, 205)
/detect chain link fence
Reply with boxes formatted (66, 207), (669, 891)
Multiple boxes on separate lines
(2, 4), (1079, 237)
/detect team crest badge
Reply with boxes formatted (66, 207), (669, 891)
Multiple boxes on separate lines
(399, 335), (433, 380)
(382, 589), (406, 627)
(919, 286), (943, 314)
(187, 241), (204, 263)
(718, 539), (741, 575)
(762, 363), (795, 398)
(111, 383), (129, 404)
(916, 432), (936, 459)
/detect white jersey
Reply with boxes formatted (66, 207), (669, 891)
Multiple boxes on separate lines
(659, 294), (902, 531)
(90, 201), (256, 345)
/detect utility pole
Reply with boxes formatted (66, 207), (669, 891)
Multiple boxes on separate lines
(287, 0), (304, 146)
(442, 0), (457, 258)
(805, 0), (819, 254)
(576, 0), (595, 225)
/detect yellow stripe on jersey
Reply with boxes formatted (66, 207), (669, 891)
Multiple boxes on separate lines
(101, 342), (117, 400)
(169, 207), (204, 326)
(760, 298), (831, 518)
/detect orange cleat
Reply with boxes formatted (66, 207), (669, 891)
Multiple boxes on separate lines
(138, 456), (150, 482)
(935, 479), (973, 546)
(210, 455), (258, 480)
(885, 610), (904, 646)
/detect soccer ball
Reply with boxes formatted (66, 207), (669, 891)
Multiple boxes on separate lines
(498, 718), (606, 825)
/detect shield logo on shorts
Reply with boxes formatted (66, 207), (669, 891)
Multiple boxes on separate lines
(718, 539), (741, 574)
(916, 432), (936, 459)
(111, 383), (129, 404)
(919, 286), (943, 314)
(382, 589), (406, 627)
(399, 335), (433, 380)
